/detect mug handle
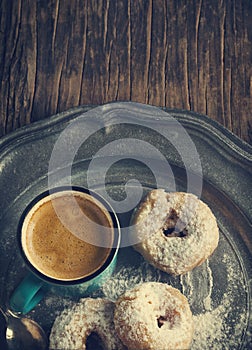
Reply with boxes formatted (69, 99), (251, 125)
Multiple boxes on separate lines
(9, 274), (49, 314)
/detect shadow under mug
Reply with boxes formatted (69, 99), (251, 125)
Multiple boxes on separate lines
(9, 186), (121, 314)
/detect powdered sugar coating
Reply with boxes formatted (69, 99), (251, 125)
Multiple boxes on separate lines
(132, 190), (219, 275)
(114, 282), (194, 350)
(49, 298), (125, 349)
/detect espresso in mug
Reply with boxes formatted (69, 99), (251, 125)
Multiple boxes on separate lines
(21, 190), (114, 281)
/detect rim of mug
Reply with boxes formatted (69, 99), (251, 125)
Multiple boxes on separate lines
(17, 185), (121, 286)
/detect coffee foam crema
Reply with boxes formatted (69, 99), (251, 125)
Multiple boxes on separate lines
(21, 191), (114, 281)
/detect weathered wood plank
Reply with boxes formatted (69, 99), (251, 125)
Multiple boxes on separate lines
(0, 0), (251, 143)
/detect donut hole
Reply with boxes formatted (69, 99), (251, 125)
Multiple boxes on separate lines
(157, 310), (179, 329)
(162, 210), (188, 238)
(86, 332), (104, 350)
(163, 227), (188, 238)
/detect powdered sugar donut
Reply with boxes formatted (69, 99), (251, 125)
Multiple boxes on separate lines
(131, 189), (219, 275)
(49, 298), (125, 350)
(114, 282), (194, 350)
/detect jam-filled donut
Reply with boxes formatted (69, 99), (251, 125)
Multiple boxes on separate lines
(49, 298), (125, 350)
(131, 189), (219, 275)
(114, 282), (194, 350)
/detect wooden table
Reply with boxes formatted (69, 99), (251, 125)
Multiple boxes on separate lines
(0, 0), (251, 144)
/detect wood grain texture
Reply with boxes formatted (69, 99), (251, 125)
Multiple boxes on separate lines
(0, 0), (251, 144)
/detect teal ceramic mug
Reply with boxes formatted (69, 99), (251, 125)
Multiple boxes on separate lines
(10, 186), (120, 314)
